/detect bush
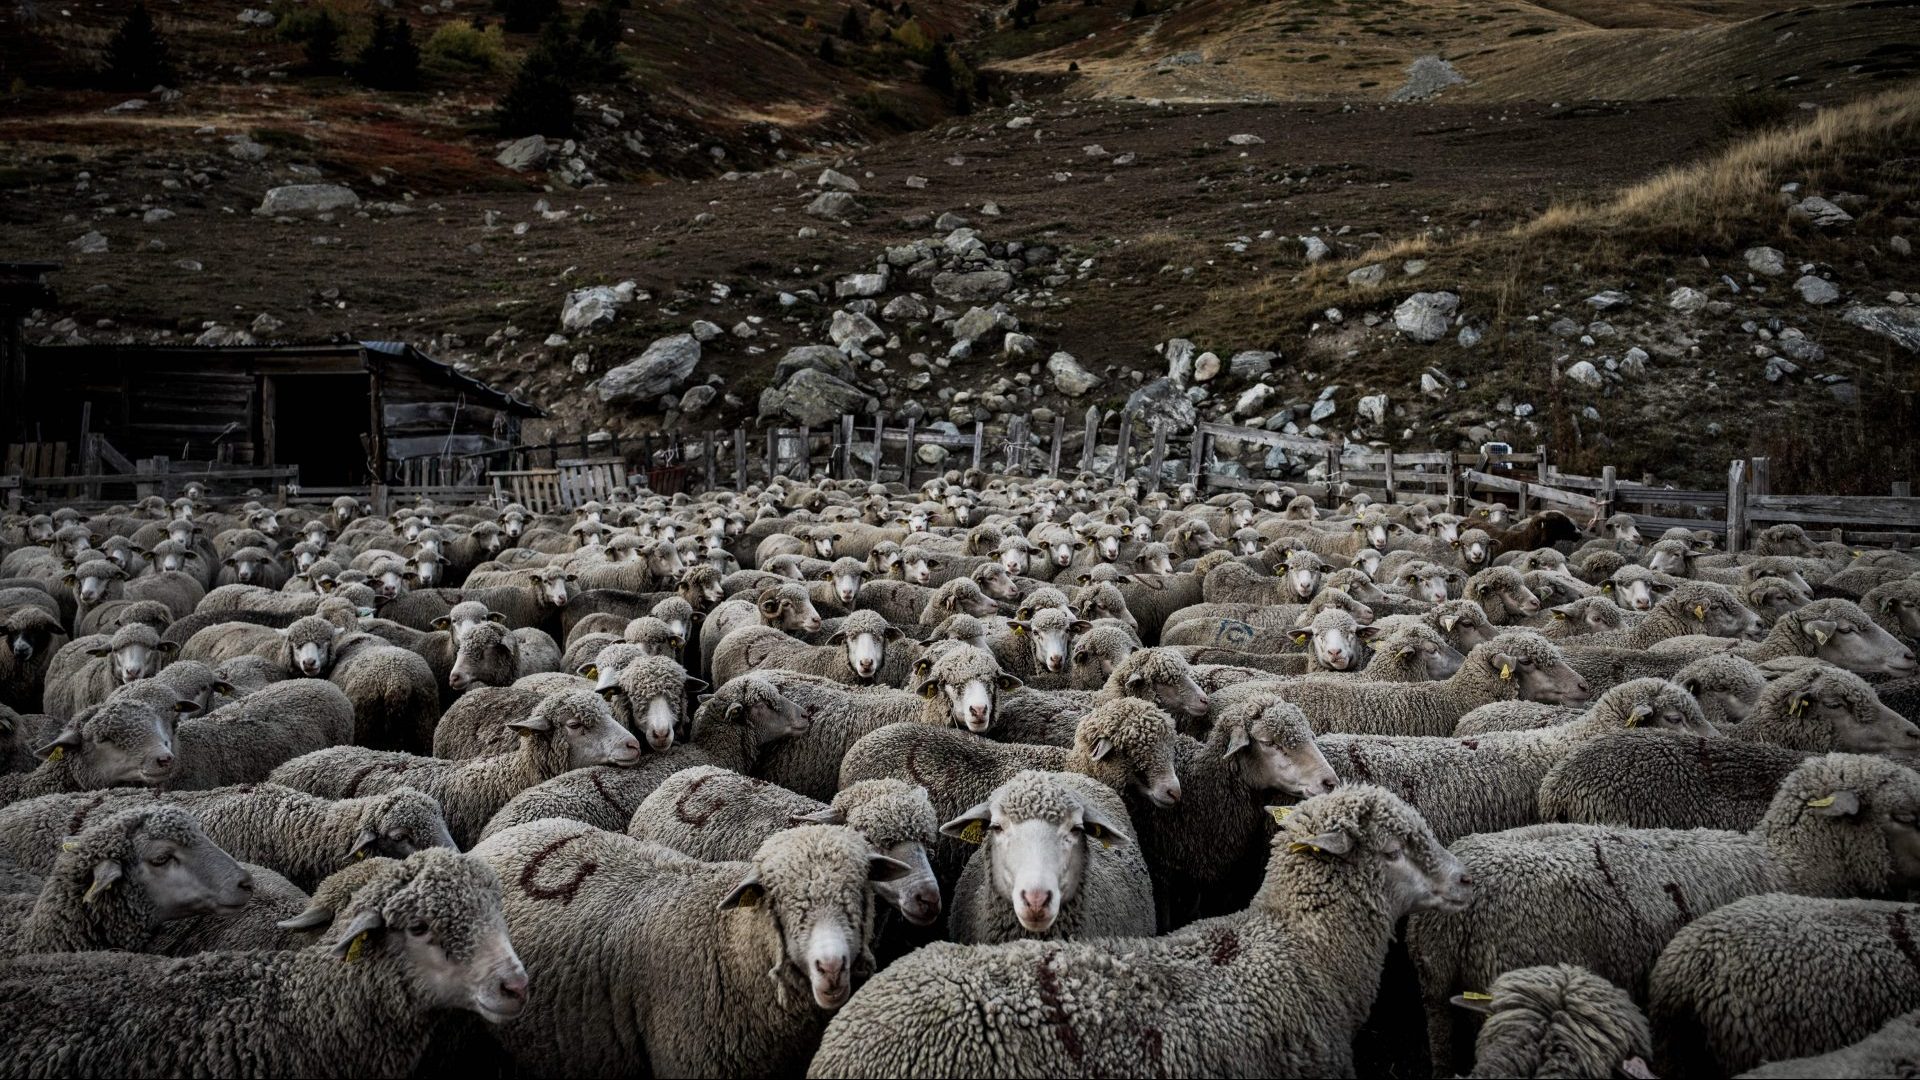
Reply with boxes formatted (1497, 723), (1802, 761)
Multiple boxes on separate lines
(494, 19), (575, 135)
(494, 0), (560, 34)
(818, 35), (837, 64)
(302, 10), (345, 74)
(890, 17), (930, 52)
(575, 0), (624, 81)
(1720, 88), (1794, 136)
(352, 12), (420, 90)
(423, 21), (505, 72)
(100, 3), (174, 90)
(838, 4), (863, 41)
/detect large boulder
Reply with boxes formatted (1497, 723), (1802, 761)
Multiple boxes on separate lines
(1842, 305), (1920, 352)
(560, 285), (629, 332)
(599, 333), (702, 406)
(1124, 378), (1197, 431)
(773, 345), (862, 387)
(1393, 292), (1459, 343)
(1390, 56), (1467, 102)
(255, 184), (359, 215)
(1047, 351), (1103, 397)
(828, 311), (884, 350)
(496, 135), (550, 172)
(764, 369), (876, 426)
(932, 270), (1013, 304)
(807, 191), (865, 219)
(817, 168), (860, 192)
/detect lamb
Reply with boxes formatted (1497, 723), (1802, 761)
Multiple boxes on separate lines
(630, 768), (942, 927)
(944, 770), (1155, 944)
(1407, 752), (1920, 1075)
(0, 784), (453, 891)
(0, 849), (529, 1078)
(1649, 894), (1920, 1077)
(1322, 678), (1713, 843)
(1260, 631), (1590, 736)
(0, 804), (252, 956)
(712, 608), (906, 687)
(805, 785), (1471, 1079)
(43, 623), (178, 720)
(1453, 964), (1653, 1080)
(271, 690), (643, 846)
(474, 821), (905, 1077)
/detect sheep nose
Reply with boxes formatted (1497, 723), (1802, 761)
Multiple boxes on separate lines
(1161, 782), (1183, 804)
(152, 753), (174, 770)
(1019, 889), (1053, 914)
(969, 704), (988, 720)
(498, 973), (529, 1003)
(237, 872), (254, 892)
(813, 956), (845, 980)
(448, 672), (468, 690)
(1319, 775), (1338, 792)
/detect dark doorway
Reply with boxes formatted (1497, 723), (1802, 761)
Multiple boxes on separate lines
(270, 375), (370, 486)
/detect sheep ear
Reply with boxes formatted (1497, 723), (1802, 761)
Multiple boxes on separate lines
(867, 854), (913, 883)
(1805, 791), (1861, 817)
(345, 828), (381, 862)
(1289, 631), (1310, 646)
(883, 626), (905, 642)
(1804, 619), (1836, 646)
(996, 673), (1024, 692)
(1626, 702), (1654, 727)
(156, 641), (179, 655)
(275, 904), (337, 932)
(431, 617), (452, 630)
(716, 873), (764, 911)
(509, 712), (553, 734)
(1489, 651), (1517, 681)
(827, 630), (848, 645)
(1223, 725), (1252, 757)
(1356, 625), (1382, 641)
(329, 909), (385, 959)
(940, 803), (992, 844)
(83, 859), (124, 904)
(1089, 737), (1115, 762)
(85, 645), (113, 657)
(1069, 620), (1094, 635)
(915, 679), (938, 700)
(1291, 827), (1355, 856)
(1615, 1057), (1657, 1080)
(1449, 991), (1495, 1016)
(1009, 621), (1028, 637)
(1439, 614), (1460, 632)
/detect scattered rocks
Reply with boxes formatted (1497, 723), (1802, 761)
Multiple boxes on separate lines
(1193, 351), (1222, 383)
(1667, 287), (1708, 314)
(1299, 236), (1332, 263)
(255, 184), (359, 215)
(763, 368), (876, 426)
(1744, 246), (1786, 276)
(1005, 116), (1035, 130)
(1226, 133), (1265, 146)
(1393, 291), (1459, 343)
(679, 384), (719, 414)
(67, 231), (108, 254)
(1357, 394), (1389, 426)
(1791, 196), (1854, 228)
(1234, 383), (1273, 415)
(828, 310), (884, 349)
(1842, 304), (1920, 352)
(226, 137), (268, 163)
(1346, 263), (1387, 289)
(835, 271), (888, 299)
(1389, 56), (1467, 102)
(1229, 350), (1277, 379)
(236, 8), (276, 26)
(931, 269), (1012, 304)
(1793, 274), (1841, 305)
(816, 168), (860, 192)
(560, 284), (634, 332)
(495, 135), (550, 172)
(1047, 351), (1103, 397)
(598, 333), (701, 406)
(1564, 360), (1603, 389)
(1586, 290), (1631, 311)
(806, 191), (865, 219)
(1124, 377), (1197, 430)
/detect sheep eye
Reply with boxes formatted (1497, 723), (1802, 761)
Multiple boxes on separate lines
(148, 853), (173, 867)
(408, 921), (432, 937)
(1837, 625), (1856, 634)
(988, 823), (1004, 834)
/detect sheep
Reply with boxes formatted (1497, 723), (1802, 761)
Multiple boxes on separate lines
(1728, 662), (1920, 755)
(0, 804), (252, 956)
(1539, 595), (1634, 640)
(944, 770), (1155, 944)
(1323, 678), (1713, 844)
(0, 784), (453, 891)
(1453, 964), (1653, 1080)
(712, 609), (907, 687)
(1863, 578), (1920, 646)
(1462, 565), (1544, 625)
(1199, 557), (1300, 607)
(478, 674), (815, 839)
(1649, 894), (1920, 1077)
(0, 849), (529, 1077)
(1259, 632), (1590, 736)
(1, 603), (66, 712)
(474, 821), (906, 1077)
(0, 692), (177, 807)
(141, 860), (316, 955)
(993, 646), (1212, 745)
(324, 632), (443, 754)
(1740, 1008), (1920, 1079)
(630, 768), (941, 927)
(698, 582), (825, 677)
(805, 784), (1471, 1079)
(431, 687), (543, 760)
(1537, 730), (1819, 832)
(446, 619), (561, 695)
(596, 654), (703, 753)
(1651, 598), (1919, 678)
(168, 678), (358, 790)
(1407, 752), (1920, 1075)
(43, 623), (178, 720)
(270, 690), (643, 846)
(839, 698), (1185, 885)
(987, 606), (1094, 680)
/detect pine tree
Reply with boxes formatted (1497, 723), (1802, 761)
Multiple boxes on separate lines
(495, 18), (575, 135)
(1130, 0), (1150, 16)
(817, 35), (836, 63)
(922, 42), (952, 93)
(303, 9), (343, 75)
(100, 3), (174, 90)
(1012, 0), (1039, 28)
(352, 12), (420, 90)
(576, 0), (623, 82)
(838, 4), (863, 41)
(494, 0), (560, 34)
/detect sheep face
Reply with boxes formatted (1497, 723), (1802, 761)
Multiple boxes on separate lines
(726, 682), (813, 746)
(1137, 545), (1178, 574)
(1389, 629), (1465, 681)
(356, 791), (460, 861)
(1281, 789), (1472, 918)
(1046, 534), (1077, 569)
(944, 783), (1127, 934)
(88, 632), (173, 686)
(67, 563), (123, 606)
(897, 552), (940, 586)
(105, 807), (255, 921)
(1226, 702), (1338, 797)
(405, 553), (445, 589)
(1283, 554), (1324, 603)
(1782, 669), (1920, 754)
(971, 564), (1020, 602)
(867, 544), (903, 578)
(283, 618), (341, 678)
(1798, 605), (1918, 676)
(527, 571), (576, 610)
(603, 658), (698, 752)
(758, 588), (823, 634)
(718, 827), (905, 1010)
(517, 691), (642, 768)
(332, 853), (530, 1024)
(1645, 542), (1691, 577)
(831, 623), (901, 682)
(997, 543), (1032, 577)
(448, 624), (519, 694)
(1881, 592), (1920, 638)
(6, 609), (59, 662)
(923, 666), (1022, 733)
(42, 699), (178, 787)
(1015, 614), (1093, 675)
(1070, 631), (1134, 682)
(1484, 639), (1590, 705)
(1293, 613), (1372, 673)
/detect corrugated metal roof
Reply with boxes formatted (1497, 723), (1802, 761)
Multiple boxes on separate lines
(359, 340), (545, 417)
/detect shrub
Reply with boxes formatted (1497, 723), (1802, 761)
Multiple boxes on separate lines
(818, 35), (837, 63)
(890, 18), (930, 52)
(839, 4), (863, 41)
(575, 0), (624, 81)
(352, 12), (420, 90)
(494, 0), (560, 34)
(302, 10), (345, 74)
(1719, 88), (1794, 136)
(494, 19), (575, 135)
(424, 21), (506, 72)
(100, 3), (174, 90)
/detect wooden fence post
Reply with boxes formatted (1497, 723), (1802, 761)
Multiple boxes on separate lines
(1382, 448), (1396, 505)
(1145, 423), (1167, 492)
(870, 412), (888, 483)
(1726, 459), (1750, 554)
(1006, 415), (1028, 473)
(1050, 414), (1066, 477)
(703, 432), (717, 492)
(971, 422), (985, 472)
(733, 429), (748, 488)
(799, 426), (812, 479)
(1749, 456), (1771, 498)
(1599, 465), (1617, 522)
(765, 429), (779, 483)
(901, 417), (917, 488)
(1081, 406), (1100, 473)
(1112, 412), (1134, 482)
(1186, 426), (1205, 492)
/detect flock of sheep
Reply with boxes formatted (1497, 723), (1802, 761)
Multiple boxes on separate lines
(1, 471), (1918, 1078)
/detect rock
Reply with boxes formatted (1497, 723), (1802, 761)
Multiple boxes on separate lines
(598, 333), (701, 406)
(931, 269), (1012, 304)
(1421, 370), (1448, 397)
(678, 384), (719, 414)
(1389, 56), (1467, 102)
(1234, 383), (1273, 415)
(142, 208), (174, 224)
(816, 168), (860, 192)
(1300, 236), (1332, 263)
(1775, 328), (1824, 364)
(1226, 133), (1265, 146)
(496, 135), (550, 171)
(828, 310), (885, 349)
(1565, 360), (1603, 388)
(1393, 291), (1459, 343)
(1003, 333), (1041, 360)
(1841, 305), (1920, 352)
(1403, 259), (1429, 277)
(689, 320), (724, 343)
(836, 272), (888, 299)
(1309, 397), (1337, 423)
(1457, 325), (1483, 349)
(882, 294), (930, 322)
(1357, 394), (1389, 426)
(250, 312), (284, 335)
(1229, 350), (1277, 379)
(773, 345), (862, 387)
(1346, 263), (1387, 289)
(1763, 356), (1799, 383)
(1891, 236), (1912, 257)
(1667, 287), (1708, 314)
(227, 138), (268, 163)
(1792, 196), (1853, 227)
(1006, 116), (1035, 130)
(68, 231), (108, 254)
(256, 184), (359, 215)
(1794, 275), (1840, 305)
(806, 191), (865, 219)
(560, 285), (627, 332)
(904, 175), (928, 189)
(1586, 290), (1631, 311)
(770, 368), (876, 426)
(1621, 347), (1649, 377)
(1124, 378), (1197, 430)
(1744, 246), (1786, 276)
(951, 306), (999, 343)
(193, 325), (254, 347)
(915, 443), (950, 467)
(1549, 317), (1582, 339)
(1193, 351), (1222, 382)
(237, 8), (276, 26)
(934, 211), (970, 232)
(1048, 351), (1103, 397)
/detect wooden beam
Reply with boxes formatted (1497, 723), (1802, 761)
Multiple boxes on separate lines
(1112, 411), (1133, 482)
(870, 413), (887, 483)
(971, 421), (985, 472)
(1081, 406), (1100, 473)
(1145, 423), (1167, 493)
(1726, 459), (1749, 554)
(1749, 456), (1771, 498)
(901, 417), (917, 488)
(1050, 414), (1065, 477)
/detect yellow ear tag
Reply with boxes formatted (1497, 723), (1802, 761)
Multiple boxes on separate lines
(345, 931), (369, 963)
(1789, 697), (1806, 718)
(1267, 806), (1294, 825)
(47, 747), (65, 763)
(82, 878), (110, 905)
(1459, 991), (1494, 1002)
(353, 849), (367, 861)
(1011, 625), (1025, 636)
(1693, 604), (1706, 620)
(1499, 663), (1513, 680)
(1288, 841), (1326, 856)
(1806, 795), (1836, 809)
(1553, 611), (1566, 620)
(60, 841), (77, 852)
(582, 665), (598, 680)
(957, 821), (985, 845)
(1291, 633), (1310, 646)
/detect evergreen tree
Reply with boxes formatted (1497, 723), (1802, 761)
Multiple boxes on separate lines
(817, 35), (836, 63)
(303, 9), (343, 74)
(838, 4), (863, 41)
(495, 18), (575, 135)
(352, 12), (420, 90)
(1012, 0), (1039, 28)
(576, 0), (623, 81)
(100, 3), (174, 90)
(1130, 0), (1150, 16)
(494, 0), (560, 34)
(922, 42), (952, 93)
